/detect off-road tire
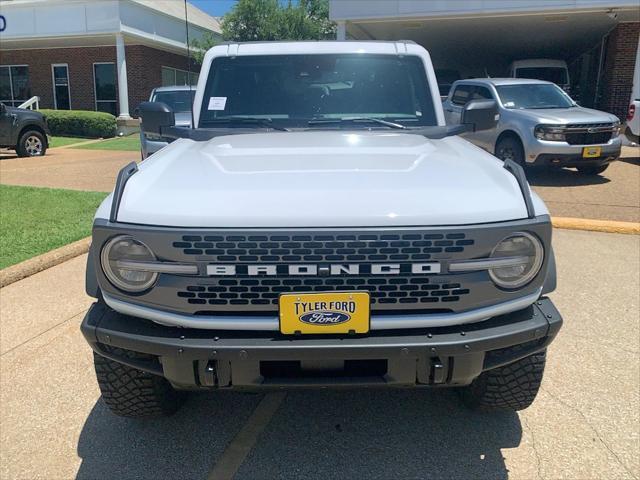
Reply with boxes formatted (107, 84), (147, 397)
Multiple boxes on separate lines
(460, 349), (546, 411)
(576, 164), (609, 175)
(495, 135), (525, 167)
(16, 130), (47, 157)
(94, 348), (185, 418)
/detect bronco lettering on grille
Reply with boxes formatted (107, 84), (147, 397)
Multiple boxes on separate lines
(205, 263), (441, 276)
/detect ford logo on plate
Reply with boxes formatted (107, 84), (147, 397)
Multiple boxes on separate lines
(299, 311), (351, 325)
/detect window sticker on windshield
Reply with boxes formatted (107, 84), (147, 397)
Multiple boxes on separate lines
(504, 101), (515, 108)
(208, 97), (227, 110)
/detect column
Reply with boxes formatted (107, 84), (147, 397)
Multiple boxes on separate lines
(336, 21), (346, 41)
(115, 32), (131, 119)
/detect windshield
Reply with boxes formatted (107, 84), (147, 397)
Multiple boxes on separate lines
(152, 90), (193, 113)
(514, 67), (568, 85)
(199, 54), (437, 129)
(496, 84), (574, 109)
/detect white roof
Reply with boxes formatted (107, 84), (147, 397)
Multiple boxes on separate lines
(0, 0), (221, 53)
(132, 0), (221, 33)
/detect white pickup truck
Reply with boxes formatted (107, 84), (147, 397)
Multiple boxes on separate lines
(81, 41), (562, 418)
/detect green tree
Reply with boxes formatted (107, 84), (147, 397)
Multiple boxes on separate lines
(190, 31), (219, 64)
(190, 0), (336, 63)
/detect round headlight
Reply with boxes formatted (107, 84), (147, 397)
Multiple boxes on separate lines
(489, 232), (543, 289)
(100, 235), (157, 292)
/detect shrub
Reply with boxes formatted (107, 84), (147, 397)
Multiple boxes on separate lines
(40, 109), (117, 138)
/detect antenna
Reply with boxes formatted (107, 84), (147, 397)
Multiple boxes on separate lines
(184, 0), (195, 129)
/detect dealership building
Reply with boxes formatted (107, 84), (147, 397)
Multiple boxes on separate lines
(331, 0), (639, 120)
(0, 0), (220, 128)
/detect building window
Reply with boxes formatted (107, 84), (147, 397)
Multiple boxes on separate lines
(161, 66), (197, 86)
(51, 64), (71, 110)
(0, 65), (31, 107)
(93, 62), (117, 115)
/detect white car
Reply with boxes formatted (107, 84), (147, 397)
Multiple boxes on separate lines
(81, 41), (562, 418)
(508, 59), (571, 92)
(624, 39), (640, 144)
(139, 85), (194, 159)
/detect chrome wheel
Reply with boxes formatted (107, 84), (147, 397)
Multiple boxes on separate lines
(495, 136), (525, 167)
(497, 146), (514, 162)
(25, 135), (43, 156)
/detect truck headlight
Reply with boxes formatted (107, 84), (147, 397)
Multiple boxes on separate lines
(100, 235), (158, 292)
(534, 125), (565, 141)
(612, 122), (621, 138)
(489, 232), (543, 289)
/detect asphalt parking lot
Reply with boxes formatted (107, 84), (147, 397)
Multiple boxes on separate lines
(1, 228), (638, 480)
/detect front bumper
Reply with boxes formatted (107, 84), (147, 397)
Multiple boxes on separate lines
(526, 137), (621, 166)
(82, 297), (562, 389)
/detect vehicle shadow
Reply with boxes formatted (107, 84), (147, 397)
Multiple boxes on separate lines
(526, 167), (610, 187)
(76, 389), (521, 480)
(0, 151), (17, 160)
(618, 156), (639, 166)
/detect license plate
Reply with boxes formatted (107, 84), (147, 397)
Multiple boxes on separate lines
(279, 292), (370, 335)
(582, 146), (602, 158)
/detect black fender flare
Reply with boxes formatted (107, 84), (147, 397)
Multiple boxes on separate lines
(542, 245), (557, 295)
(85, 242), (100, 298)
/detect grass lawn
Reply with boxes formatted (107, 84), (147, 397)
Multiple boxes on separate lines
(0, 185), (107, 269)
(72, 134), (140, 152)
(49, 136), (92, 148)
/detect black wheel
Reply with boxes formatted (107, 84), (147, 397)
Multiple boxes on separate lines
(495, 135), (525, 167)
(576, 164), (609, 175)
(460, 349), (546, 412)
(16, 130), (47, 157)
(93, 348), (186, 418)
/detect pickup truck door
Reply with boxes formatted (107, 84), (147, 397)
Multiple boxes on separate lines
(0, 104), (14, 146)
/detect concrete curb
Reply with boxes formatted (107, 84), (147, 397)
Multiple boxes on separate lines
(552, 217), (640, 235)
(0, 237), (90, 288)
(52, 138), (104, 149)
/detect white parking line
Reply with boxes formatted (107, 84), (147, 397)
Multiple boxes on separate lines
(207, 392), (286, 480)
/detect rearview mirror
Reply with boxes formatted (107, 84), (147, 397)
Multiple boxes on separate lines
(462, 100), (499, 132)
(138, 101), (175, 137)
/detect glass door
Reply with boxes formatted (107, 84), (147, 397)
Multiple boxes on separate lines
(52, 64), (70, 110)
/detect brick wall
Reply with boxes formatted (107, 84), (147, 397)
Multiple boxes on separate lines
(125, 45), (197, 113)
(599, 22), (640, 120)
(1, 46), (116, 110)
(0, 44), (197, 114)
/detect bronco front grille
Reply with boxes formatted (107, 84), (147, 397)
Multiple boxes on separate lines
(168, 231), (475, 312)
(93, 220), (552, 318)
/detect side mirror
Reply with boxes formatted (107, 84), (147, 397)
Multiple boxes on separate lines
(138, 101), (175, 137)
(462, 99), (499, 132)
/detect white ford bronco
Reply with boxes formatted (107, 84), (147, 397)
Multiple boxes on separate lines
(82, 41), (562, 418)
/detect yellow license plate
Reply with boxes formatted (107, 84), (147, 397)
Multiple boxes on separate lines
(583, 146), (602, 158)
(279, 292), (370, 335)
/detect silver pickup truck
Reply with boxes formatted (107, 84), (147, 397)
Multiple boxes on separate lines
(81, 41), (562, 419)
(443, 78), (621, 175)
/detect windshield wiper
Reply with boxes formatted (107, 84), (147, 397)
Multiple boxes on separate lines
(307, 117), (407, 129)
(204, 117), (289, 131)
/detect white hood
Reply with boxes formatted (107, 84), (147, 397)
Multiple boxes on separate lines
(110, 131), (533, 228)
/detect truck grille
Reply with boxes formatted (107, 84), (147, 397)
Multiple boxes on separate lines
(170, 231), (475, 312)
(564, 123), (614, 145)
